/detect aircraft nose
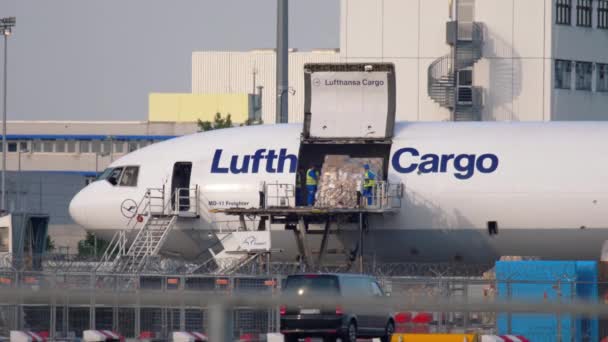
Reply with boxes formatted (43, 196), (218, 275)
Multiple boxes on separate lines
(69, 189), (90, 227)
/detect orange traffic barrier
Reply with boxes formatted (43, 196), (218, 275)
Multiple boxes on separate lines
(391, 333), (479, 342)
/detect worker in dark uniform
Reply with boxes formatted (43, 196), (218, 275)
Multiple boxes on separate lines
(306, 165), (320, 206)
(362, 164), (376, 206)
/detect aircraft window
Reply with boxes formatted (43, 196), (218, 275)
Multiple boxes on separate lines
(97, 168), (113, 181)
(119, 166), (139, 187)
(0, 226), (8, 252)
(107, 168), (123, 186)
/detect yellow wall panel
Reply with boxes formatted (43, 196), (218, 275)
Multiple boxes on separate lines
(149, 93), (250, 123)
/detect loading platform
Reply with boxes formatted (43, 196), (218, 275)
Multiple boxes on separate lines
(213, 206), (399, 216)
(211, 181), (403, 273)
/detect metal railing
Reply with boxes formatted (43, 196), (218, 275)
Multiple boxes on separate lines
(427, 53), (456, 109)
(98, 186), (199, 271)
(0, 270), (604, 341)
(363, 181), (404, 210)
(173, 185), (200, 217)
(428, 21), (484, 121)
(263, 182), (295, 208)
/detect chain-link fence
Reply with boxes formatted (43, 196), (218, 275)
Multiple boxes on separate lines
(0, 270), (604, 341)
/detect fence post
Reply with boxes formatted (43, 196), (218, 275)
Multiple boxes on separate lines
(50, 273), (57, 341)
(507, 279), (512, 334)
(180, 275), (186, 331)
(135, 280), (141, 338)
(557, 279), (562, 342)
(463, 279), (469, 332)
(90, 272), (96, 330)
(112, 275), (118, 333)
(161, 276), (168, 340)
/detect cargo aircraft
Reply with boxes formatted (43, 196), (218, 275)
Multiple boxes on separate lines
(70, 63), (608, 265)
(69, 121), (608, 263)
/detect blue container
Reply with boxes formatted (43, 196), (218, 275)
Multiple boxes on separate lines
(496, 261), (598, 342)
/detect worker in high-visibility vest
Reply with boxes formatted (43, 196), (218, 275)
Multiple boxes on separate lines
(306, 165), (320, 206)
(362, 164), (376, 206)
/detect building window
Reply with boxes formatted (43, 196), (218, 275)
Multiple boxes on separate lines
(102, 140), (112, 154)
(557, 0), (572, 25)
(55, 140), (66, 153)
(128, 142), (138, 152)
(114, 141), (124, 153)
(32, 140), (42, 153)
(7, 142), (17, 152)
(598, 63), (608, 92)
(91, 140), (101, 153)
(19, 141), (28, 152)
(66, 140), (76, 153)
(42, 140), (54, 153)
(79, 141), (90, 153)
(575, 61), (593, 90)
(599, 0), (608, 28)
(577, 0), (593, 27)
(555, 59), (572, 89)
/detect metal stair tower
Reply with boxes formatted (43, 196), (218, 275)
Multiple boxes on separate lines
(428, 20), (484, 121)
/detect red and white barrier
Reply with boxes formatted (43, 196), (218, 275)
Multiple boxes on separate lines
(83, 330), (124, 342)
(9, 331), (47, 342)
(481, 335), (530, 342)
(172, 331), (208, 342)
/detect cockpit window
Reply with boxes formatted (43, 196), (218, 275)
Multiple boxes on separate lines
(107, 167), (123, 186)
(97, 168), (114, 181)
(119, 166), (139, 187)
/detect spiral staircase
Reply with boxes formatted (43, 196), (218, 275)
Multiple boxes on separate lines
(428, 21), (484, 121)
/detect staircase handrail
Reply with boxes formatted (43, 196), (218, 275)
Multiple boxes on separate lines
(427, 53), (455, 109)
(172, 185), (200, 216)
(125, 186), (177, 257)
(97, 186), (168, 269)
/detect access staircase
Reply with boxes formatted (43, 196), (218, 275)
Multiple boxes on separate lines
(97, 186), (199, 273)
(428, 21), (483, 121)
(208, 231), (268, 275)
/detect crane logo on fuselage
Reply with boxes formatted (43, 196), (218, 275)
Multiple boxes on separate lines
(210, 147), (499, 180)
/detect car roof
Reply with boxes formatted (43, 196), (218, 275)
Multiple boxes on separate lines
(287, 273), (376, 279)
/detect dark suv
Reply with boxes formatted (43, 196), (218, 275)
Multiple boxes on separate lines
(280, 273), (394, 342)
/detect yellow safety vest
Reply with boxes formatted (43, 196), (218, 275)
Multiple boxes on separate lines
(306, 169), (319, 186)
(364, 170), (376, 188)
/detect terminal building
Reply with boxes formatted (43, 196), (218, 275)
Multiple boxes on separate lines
(3, 0), (608, 253)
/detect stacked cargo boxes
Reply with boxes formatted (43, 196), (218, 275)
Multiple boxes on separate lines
(315, 155), (383, 208)
(496, 261), (598, 341)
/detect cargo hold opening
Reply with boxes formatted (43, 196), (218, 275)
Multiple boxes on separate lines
(296, 142), (393, 184)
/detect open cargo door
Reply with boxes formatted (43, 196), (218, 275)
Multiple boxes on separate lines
(296, 63), (400, 209)
(303, 63), (396, 142)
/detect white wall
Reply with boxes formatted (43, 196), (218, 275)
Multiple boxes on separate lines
(340, 0), (453, 122)
(474, 0), (553, 121)
(192, 50), (340, 124)
(339, 0), (558, 121)
(551, 0), (608, 120)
